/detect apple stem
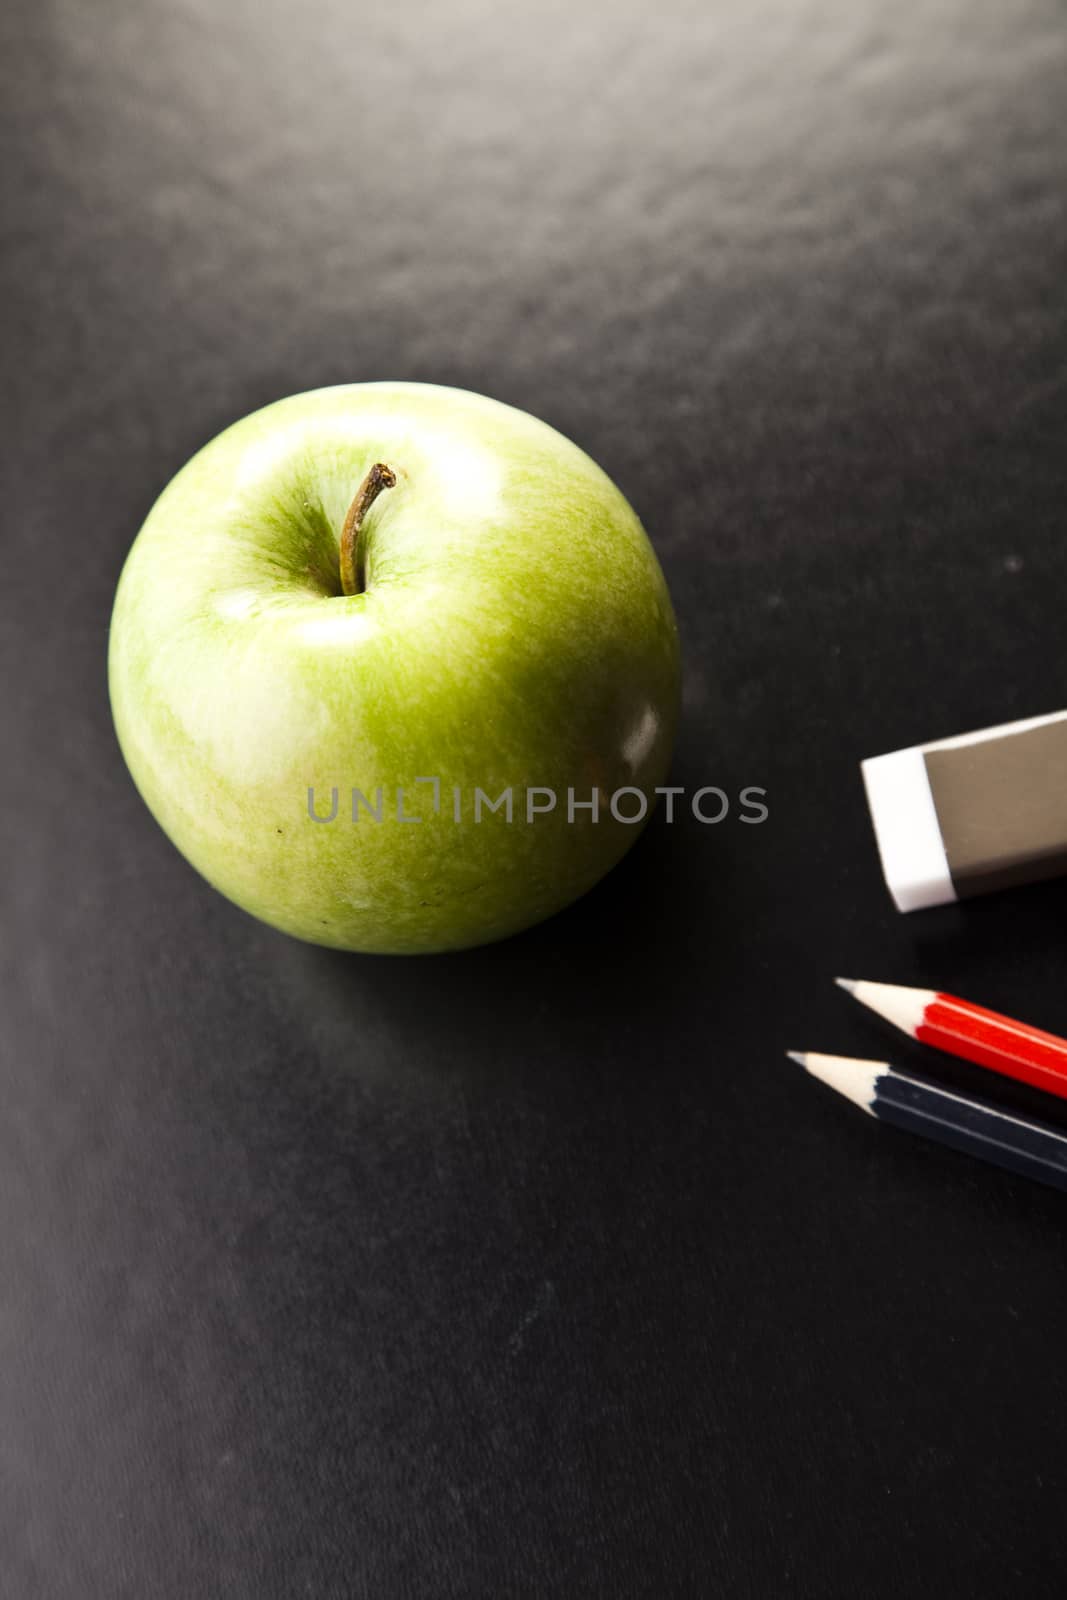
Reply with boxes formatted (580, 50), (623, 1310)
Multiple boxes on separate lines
(339, 463), (397, 595)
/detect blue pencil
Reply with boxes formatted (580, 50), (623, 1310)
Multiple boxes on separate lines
(790, 1051), (1067, 1193)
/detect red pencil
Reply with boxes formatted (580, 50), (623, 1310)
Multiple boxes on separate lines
(837, 979), (1067, 1103)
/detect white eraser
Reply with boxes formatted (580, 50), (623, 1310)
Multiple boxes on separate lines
(861, 745), (956, 913)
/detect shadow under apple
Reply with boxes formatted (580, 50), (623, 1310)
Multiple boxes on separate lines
(257, 808), (747, 1099)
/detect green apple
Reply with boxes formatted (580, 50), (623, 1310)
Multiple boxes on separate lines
(109, 383), (680, 953)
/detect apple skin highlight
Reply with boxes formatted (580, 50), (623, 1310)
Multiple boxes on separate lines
(108, 383), (681, 953)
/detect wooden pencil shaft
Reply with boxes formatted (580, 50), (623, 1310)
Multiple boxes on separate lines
(917, 993), (1067, 1101)
(876, 1072), (1067, 1193)
(842, 980), (1067, 1103)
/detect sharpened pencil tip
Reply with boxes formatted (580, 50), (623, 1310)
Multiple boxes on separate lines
(786, 1051), (809, 1068)
(834, 977), (859, 994)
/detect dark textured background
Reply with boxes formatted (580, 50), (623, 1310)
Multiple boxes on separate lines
(3, 1), (1066, 1594)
